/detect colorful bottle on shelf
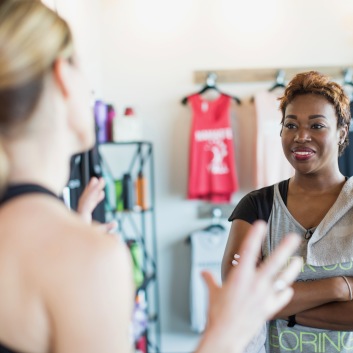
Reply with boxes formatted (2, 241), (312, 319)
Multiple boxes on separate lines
(133, 290), (148, 346)
(94, 100), (108, 143)
(106, 104), (116, 142)
(122, 173), (135, 210)
(129, 241), (144, 288)
(114, 179), (124, 211)
(135, 171), (148, 210)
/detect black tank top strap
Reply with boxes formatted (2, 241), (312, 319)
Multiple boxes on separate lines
(0, 343), (21, 353)
(0, 184), (58, 205)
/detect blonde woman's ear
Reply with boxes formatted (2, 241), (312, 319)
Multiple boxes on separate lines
(52, 58), (70, 98)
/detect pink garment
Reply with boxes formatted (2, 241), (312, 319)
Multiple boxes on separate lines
(187, 94), (238, 202)
(253, 91), (294, 188)
(232, 101), (257, 192)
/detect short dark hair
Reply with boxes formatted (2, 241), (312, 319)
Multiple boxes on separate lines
(279, 71), (351, 156)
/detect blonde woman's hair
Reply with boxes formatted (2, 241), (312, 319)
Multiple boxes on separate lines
(0, 0), (74, 192)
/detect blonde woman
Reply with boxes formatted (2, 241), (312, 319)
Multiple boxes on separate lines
(0, 1), (301, 352)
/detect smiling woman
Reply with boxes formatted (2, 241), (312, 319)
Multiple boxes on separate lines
(281, 94), (347, 174)
(223, 71), (353, 353)
(279, 71), (350, 157)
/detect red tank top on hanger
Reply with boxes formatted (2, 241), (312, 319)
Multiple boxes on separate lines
(187, 94), (238, 203)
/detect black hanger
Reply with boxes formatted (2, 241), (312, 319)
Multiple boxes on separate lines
(342, 68), (353, 104)
(203, 223), (225, 232)
(268, 70), (286, 92)
(249, 69), (286, 103)
(343, 68), (353, 87)
(203, 208), (225, 232)
(185, 207), (225, 244)
(181, 73), (241, 105)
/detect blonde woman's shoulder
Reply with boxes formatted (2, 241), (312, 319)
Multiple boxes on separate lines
(0, 192), (130, 263)
(0, 194), (134, 352)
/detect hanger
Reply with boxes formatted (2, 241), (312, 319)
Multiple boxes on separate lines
(185, 207), (225, 244)
(268, 70), (286, 92)
(343, 68), (353, 87)
(342, 68), (353, 104)
(249, 69), (286, 103)
(181, 72), (241, 105)
(203, 208), (225, 232)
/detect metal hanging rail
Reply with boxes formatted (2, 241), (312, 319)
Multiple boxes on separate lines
(194, 66), (353, 84)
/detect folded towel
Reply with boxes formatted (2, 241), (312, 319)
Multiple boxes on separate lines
(307, 176), (353, 266)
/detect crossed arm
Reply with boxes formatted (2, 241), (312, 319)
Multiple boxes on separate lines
(222, 219), (353, 331)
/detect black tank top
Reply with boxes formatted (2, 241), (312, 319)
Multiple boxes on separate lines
(0, 184), (57, 205)
(0, 184), (58, 353)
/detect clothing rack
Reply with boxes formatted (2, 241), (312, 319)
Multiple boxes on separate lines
(194, 66), (353, 84)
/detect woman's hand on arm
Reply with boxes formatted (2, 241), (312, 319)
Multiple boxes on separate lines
(293, 276), (353, 331)
(196, 221), (302, 353)
(273, 276), (349, 319)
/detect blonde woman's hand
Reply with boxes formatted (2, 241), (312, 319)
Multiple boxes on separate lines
(77, 177), (117, 234)
(196, 221), (302, 353)
(77, 177), (106, 224)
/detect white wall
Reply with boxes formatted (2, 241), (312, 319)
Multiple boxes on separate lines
(98, 0), (353, 334)
(64, 0), (353, 334)
(42, 0), (103, 93)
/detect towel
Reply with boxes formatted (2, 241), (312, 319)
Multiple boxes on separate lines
(307, 176), (353, 266)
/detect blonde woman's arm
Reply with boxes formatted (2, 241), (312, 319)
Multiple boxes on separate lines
(196, 221), (302, 353)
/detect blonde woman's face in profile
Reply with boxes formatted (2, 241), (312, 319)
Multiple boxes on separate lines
(66, 58), (96, 152)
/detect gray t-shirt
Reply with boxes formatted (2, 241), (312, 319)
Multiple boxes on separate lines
(263, 184), (353, 353)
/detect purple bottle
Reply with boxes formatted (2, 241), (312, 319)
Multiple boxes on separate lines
(94, 100), (108, 143)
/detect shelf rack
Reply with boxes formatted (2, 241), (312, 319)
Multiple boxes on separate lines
(99, 141), (161, 353)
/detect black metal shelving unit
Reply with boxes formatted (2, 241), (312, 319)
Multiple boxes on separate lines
(99, 141), (161, 353)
